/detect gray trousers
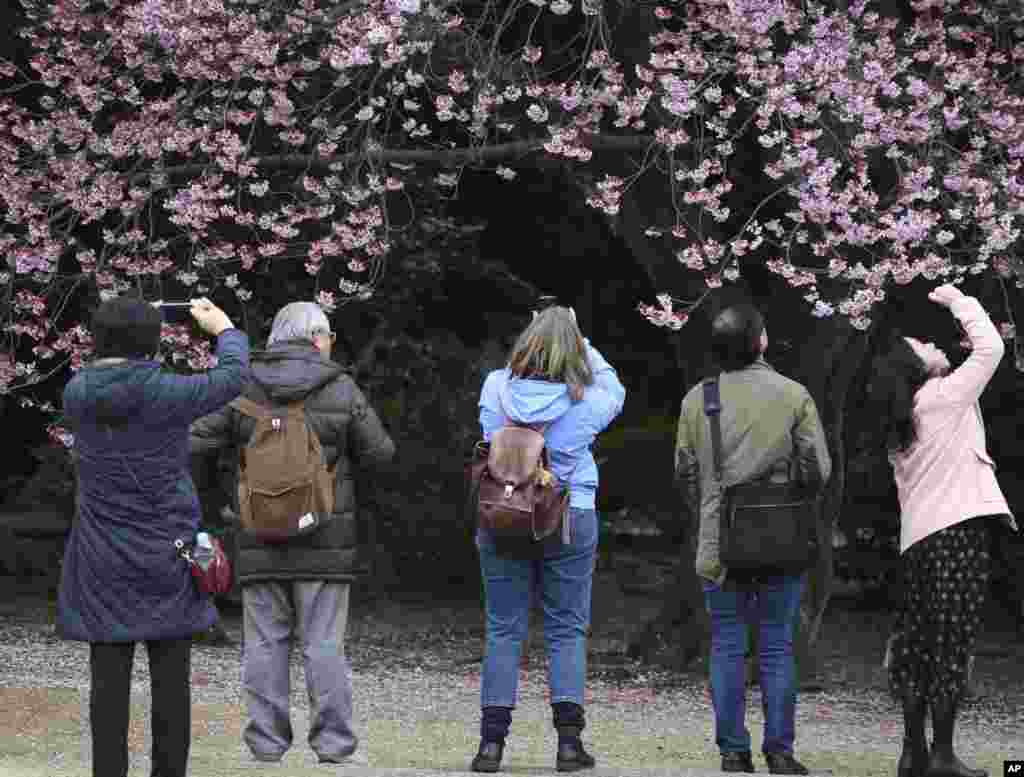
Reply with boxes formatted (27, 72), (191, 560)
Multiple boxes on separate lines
(242, 581), (357, 761)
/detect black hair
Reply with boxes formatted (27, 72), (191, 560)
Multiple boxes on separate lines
(868, 329), (931, 453)
(710, 303), (765, 371)
(91, 295), (163, 359)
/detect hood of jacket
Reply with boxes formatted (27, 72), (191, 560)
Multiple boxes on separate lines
(249, 340), (346, 403)
(497, 375), (573, 426)
(67, 360), (161, 426)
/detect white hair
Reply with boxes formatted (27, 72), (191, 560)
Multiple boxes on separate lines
(267, 302), (331, 346)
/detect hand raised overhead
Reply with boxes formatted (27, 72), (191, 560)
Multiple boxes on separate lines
(927, 284), (965, 309)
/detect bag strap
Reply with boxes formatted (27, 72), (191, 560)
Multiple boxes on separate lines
(231, 397), (268, 417)
(702, 377), (796, 486)
(230, 395), (338, 473)
(702, 376), (725, 485)
(231, 396), (305, 418)
(495, 389), (577, 481)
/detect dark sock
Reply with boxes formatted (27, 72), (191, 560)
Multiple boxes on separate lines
(552, 701), (585, 744)
(480, 706), (512, 744)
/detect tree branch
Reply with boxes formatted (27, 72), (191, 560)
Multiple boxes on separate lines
(140, 134), (657, 182)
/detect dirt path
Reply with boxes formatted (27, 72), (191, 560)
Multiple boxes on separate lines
(1, 572), (1022, 776)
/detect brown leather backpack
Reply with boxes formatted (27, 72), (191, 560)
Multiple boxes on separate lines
(231, 397), (336, 543)
(466, 422), (570, 558)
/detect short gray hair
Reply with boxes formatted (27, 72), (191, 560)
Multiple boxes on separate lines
(267, 302), (331, 346)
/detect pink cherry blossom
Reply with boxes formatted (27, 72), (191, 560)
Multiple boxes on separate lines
(4, 0), (1024, 403)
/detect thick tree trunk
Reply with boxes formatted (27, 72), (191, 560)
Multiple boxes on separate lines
(792, 323), (872, 683)
(626, 504), (710, 667)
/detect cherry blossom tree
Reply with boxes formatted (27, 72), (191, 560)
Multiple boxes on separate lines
(3, 0), (1024, 667)
(2, 0), (1024, 421)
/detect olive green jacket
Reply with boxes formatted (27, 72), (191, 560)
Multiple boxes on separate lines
(675, 360), (832, 583)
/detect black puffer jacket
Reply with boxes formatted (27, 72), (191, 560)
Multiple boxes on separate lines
(190, 341), (395, 584)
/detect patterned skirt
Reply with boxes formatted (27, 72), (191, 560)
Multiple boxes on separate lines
(888, 516), (995, 705)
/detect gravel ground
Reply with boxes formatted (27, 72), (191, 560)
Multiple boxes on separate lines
(1, 574), (1022, 777)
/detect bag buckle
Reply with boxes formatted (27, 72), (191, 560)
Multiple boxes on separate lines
(174, 538), (192, 563)
(504, 484), (514, 499)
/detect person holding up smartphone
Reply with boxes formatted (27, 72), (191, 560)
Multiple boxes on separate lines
(469, 296), (625, 773)
(57, 294), (248, 777)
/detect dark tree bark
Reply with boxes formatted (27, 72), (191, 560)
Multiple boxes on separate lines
(791, 322), (873, 683)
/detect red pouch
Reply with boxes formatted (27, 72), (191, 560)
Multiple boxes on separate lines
(175, 536), (232, 596)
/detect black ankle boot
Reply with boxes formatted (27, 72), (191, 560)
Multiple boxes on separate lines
(926, 698), (987, 777)
(556, 738), (596, 772)
(925, 752), (987, 777)
(471, 741), (504, 773)
(472, 706), (511, 773)
(925, 753), (987, 777)
(721, 752), (756, 773)
(898, 695), (930, 777)
(898, 737), (930, 777)
(552, 702), (595, 772)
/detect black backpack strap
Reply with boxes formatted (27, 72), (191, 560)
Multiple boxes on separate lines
(702, 376), (724, 484)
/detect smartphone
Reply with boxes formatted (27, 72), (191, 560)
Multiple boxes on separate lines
(156, 301), (193, 324)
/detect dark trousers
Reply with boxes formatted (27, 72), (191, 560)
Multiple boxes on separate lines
(89, 638), (192, 777)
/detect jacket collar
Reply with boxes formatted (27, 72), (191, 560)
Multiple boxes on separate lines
(721, 357), (775, 375)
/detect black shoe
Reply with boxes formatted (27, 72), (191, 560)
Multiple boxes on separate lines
(722, 752), (756, 773)
(471, 741), (504, 773)
(925, 753), (987, 777)
(556, 739), (596, 772)
(898, 738), (930, 777)
(765, 752), (809, 775)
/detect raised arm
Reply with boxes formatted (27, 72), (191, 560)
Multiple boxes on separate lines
(177, 328), (250, 421)
(584, 339), (626, 432)
(478, 370), (507, 441)
(934, 289), (1005, 404)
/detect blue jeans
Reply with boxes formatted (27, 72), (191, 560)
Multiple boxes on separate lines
(477, 508), (598, 708)
(703, 575), (804, 755)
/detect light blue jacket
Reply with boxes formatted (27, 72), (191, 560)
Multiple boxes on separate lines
(478, 340), (626, 509)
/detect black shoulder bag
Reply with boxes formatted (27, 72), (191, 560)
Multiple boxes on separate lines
(703, 376), (818, 581)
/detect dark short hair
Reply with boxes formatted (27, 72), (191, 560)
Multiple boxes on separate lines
(710, 303), (765, 371)
(91, 295), (162, 359)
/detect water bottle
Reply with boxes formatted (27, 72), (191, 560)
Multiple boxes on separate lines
(194, 532), (215, 572)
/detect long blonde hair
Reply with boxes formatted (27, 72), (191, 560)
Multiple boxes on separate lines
(507, 306), (593, 401)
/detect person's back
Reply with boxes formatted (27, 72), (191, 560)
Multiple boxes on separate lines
(676, 307), (830, 585)
(674, 303), (829, 776)
(682, 365), (826, 499)
(223, 341), (392, 578)
(471, 304), (625, 773)
(190, 301), (394, 766)
(58, 295), (248, 777)
(60, 297), (248, 643)
(870, 285), (1016, 777)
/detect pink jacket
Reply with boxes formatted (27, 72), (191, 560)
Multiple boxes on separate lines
(889, 296), (1016, 553)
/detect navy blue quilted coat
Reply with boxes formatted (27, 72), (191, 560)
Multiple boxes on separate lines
(57, 329), (249, 642)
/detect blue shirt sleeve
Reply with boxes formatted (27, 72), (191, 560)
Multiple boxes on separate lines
(478, 369), (507, 441)
(168, 329), (250, 423)
(583, 339), (625, 433)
